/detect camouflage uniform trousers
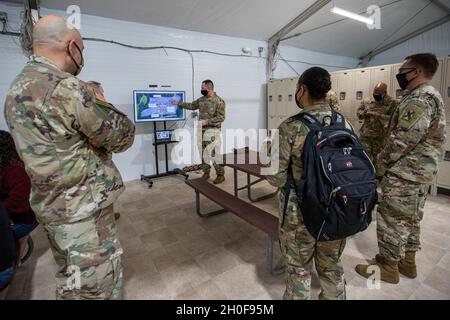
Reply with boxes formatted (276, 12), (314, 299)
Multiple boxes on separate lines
(279, 218), (347, 300)
(360, 135), (385, 165)
(201, 128), (224, 176)
(44, 205), (123, 300)
(377, 173), (428, 262)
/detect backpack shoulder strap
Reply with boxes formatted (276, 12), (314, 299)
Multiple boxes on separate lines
(331, 111), (346, 128)
(292, 112), (323, 131)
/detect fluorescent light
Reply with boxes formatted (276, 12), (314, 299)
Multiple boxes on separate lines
(331, 6), (375, 25)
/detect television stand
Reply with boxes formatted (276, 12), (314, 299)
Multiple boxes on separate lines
(140, 121), (189, 188)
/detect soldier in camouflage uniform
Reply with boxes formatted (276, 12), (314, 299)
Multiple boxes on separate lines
(357, 83), (398, 164)
(267, 67), (353, 300)
(172, 80), (226, 184)
(87, 81), (123, 221)
(356, 54), (446, 284)
(326, 90), (341, 112)
(4, 16), (135, 299)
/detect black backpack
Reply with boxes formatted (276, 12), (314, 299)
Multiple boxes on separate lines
(283, 111), (377, 241)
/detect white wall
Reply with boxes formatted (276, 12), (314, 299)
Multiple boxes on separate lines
(0, 2), (358, 181)
(274, 45), (359, 79)
(368, 21), (450, 67)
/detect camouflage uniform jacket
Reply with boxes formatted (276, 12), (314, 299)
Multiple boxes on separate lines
(267, 104), (353, 225)
(326, 91), (341, 112)
(357, 94), (398, 138)
(376, 83), (446, 184)
(4, 56), (135, 225)
(177, 93), (225, 128)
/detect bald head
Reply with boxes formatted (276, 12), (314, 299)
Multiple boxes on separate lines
(33, 15), (81, 47)
(32, 15), (84, 76)
(373, 82), (388, 95)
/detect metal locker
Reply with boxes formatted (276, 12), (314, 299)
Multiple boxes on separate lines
(437, 161), (450, 189)
(331, 73), (339, 93)
(279, 116), (286, 128)
(276, 79), (288, 117)
(391, 63), (404, 100)
(429, 58), (444, 94)
(445, 125), (450, 153)
(444, 58), (450, 122)
(336, 71), (354, 120)
(352, 69), (371, 121)
(275, 116), (285, 130)
(285, 77), (299, 117)
(371, 65), (393, 96)
(267, 80), (277, 117)
(267, 115), (276, 131)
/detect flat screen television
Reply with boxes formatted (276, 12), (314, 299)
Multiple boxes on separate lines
(133, 90), (186, 123)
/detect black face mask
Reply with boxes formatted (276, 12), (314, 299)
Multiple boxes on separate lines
(373, 94), (384, 102)
(201, 90), (208, 96)
(396, 69), (416, 91)
(67, 41), (84, 76)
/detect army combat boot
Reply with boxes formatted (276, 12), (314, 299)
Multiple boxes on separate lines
(355, 255), (400, 284)
(213, 175), (225, 184)
(201, 172), (210, 181)
(398, 251), (417, 279)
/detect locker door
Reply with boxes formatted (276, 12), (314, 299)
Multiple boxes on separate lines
(444, 58), (450, 122)
(331, 73), (339, 92)
(267, 80), (277, 117)
(273, 115), (283, 130)
(437, 161), (450, 189)
(429, 58), (444, 94)
(285, 77), (299, 117)
(445, 125), (450, 153)
(267, 116), (276, 131)
(371, 66), (393, 96)
(276, 79), (287, 118)
(336, 71), (353, 120)
(352, 69), (371, 121)
(391, 63), (404, 100)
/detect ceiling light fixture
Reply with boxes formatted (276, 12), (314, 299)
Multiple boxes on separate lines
(331, 6), (375, 25)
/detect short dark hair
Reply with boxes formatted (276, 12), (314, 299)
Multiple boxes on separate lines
(202, 79), (214, 89)
(405, 53), (439, 78)
(298, 67), (331, 100)
(0, 130), (22, 171)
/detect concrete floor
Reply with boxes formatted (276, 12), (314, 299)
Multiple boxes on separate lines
(5, 167), (450, 300)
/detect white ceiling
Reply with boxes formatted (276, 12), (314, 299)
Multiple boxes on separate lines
(283, 0), (450, 57)
(39, 0), (317, 40)
(26, 0), (450, 58)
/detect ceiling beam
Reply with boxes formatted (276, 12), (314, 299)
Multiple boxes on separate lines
(28, 0), (40, 23)
(431, 0), (450, 14)
(266, 0), (331, 79)
(359, 14), (450, 65)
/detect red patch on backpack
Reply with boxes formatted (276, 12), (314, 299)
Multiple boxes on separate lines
(346, 161), (353, 168)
